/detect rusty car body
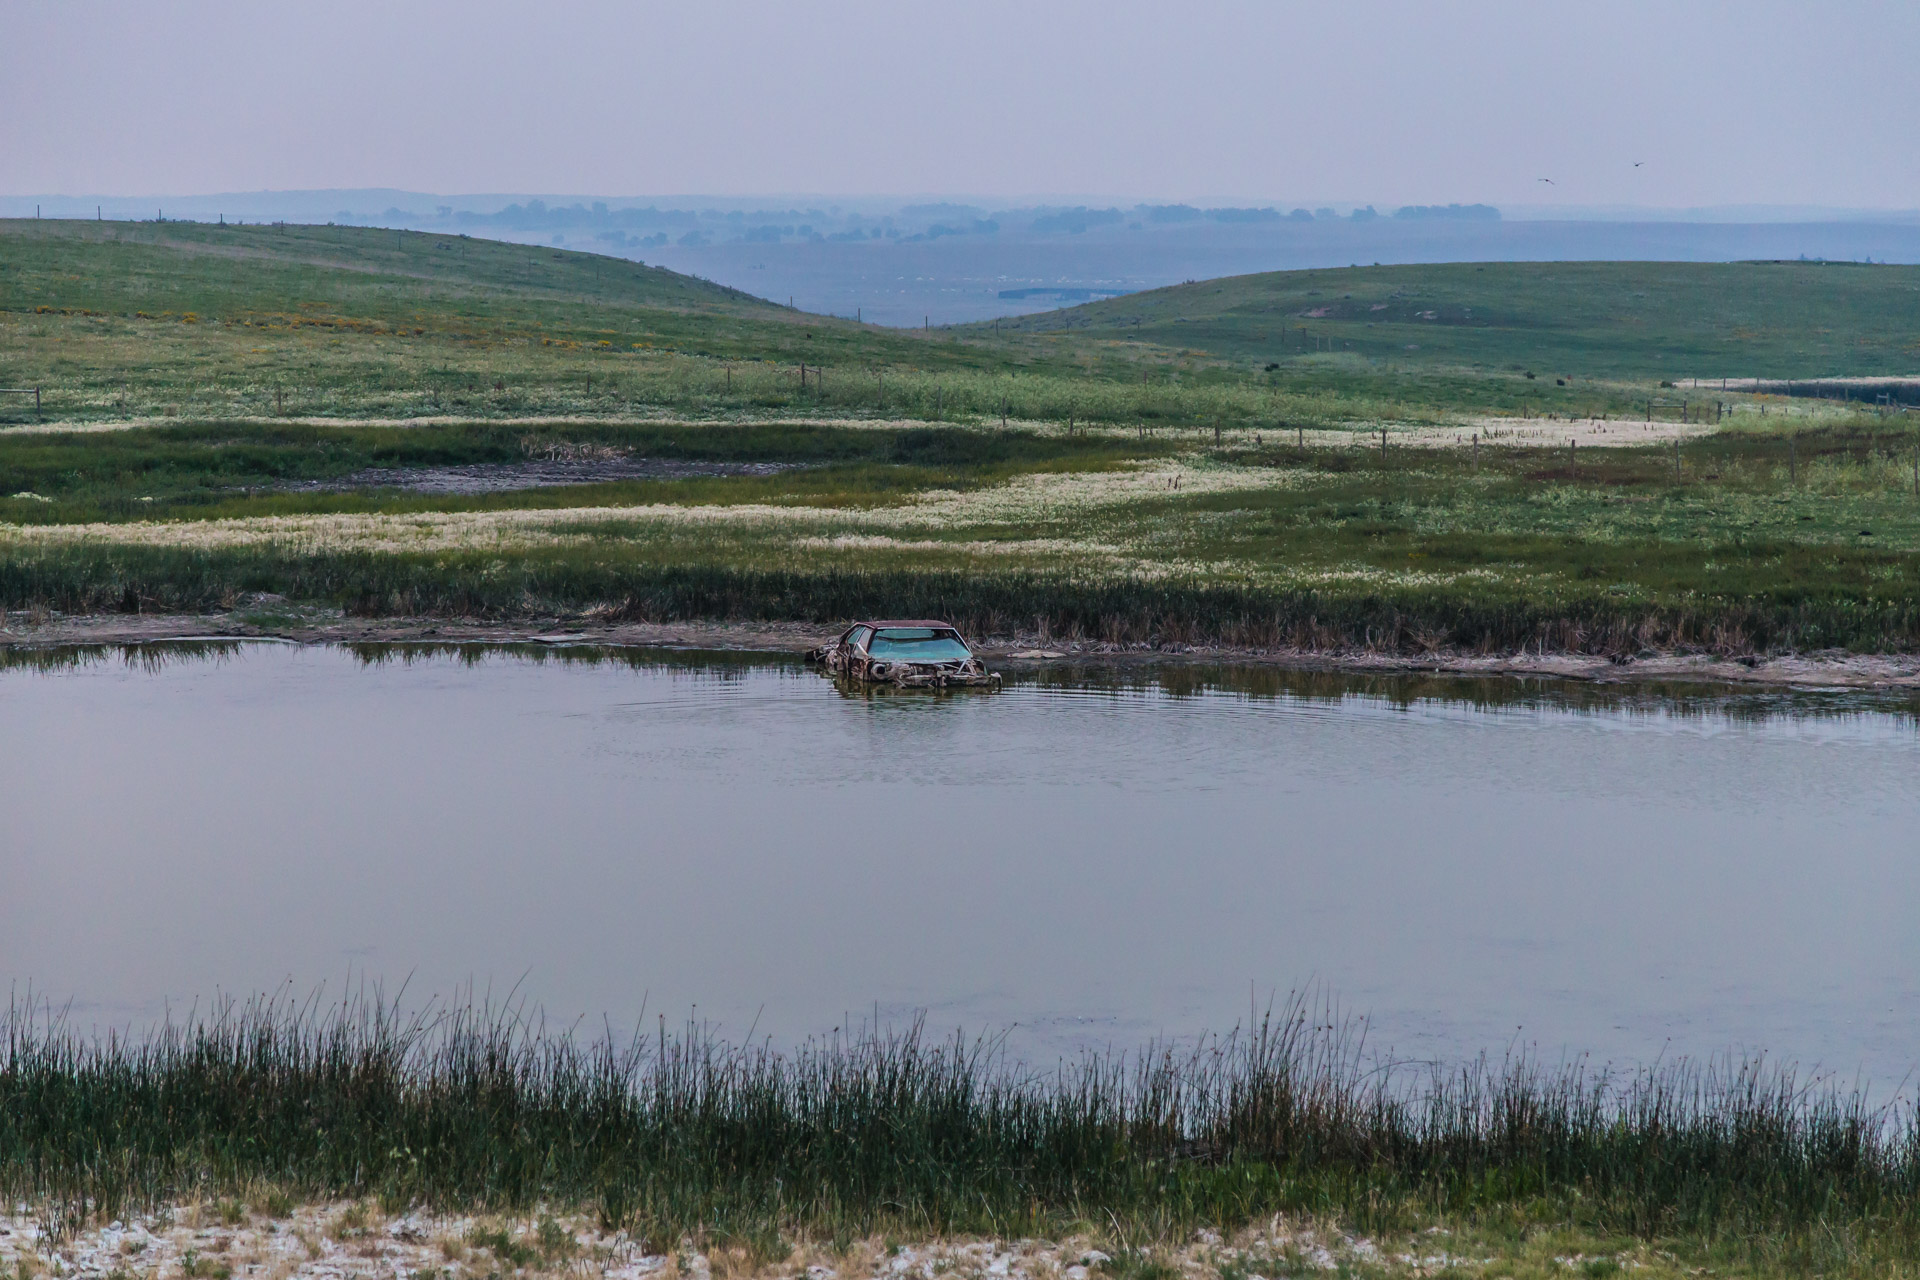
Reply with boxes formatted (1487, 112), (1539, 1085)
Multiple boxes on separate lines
(806, 620), (1001, 688)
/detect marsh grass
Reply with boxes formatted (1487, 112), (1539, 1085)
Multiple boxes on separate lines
(6, 536), (1920, 654)
(0, 421), (1158, 523)
(2, 993), (1916, 1267)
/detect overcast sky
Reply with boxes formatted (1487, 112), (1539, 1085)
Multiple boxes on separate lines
(6, 0), (1916, 209)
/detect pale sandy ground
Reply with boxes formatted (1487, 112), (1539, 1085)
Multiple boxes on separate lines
(1410, 418), (1715, 448)
(0, 1200), (1553, 1280)
(0, 414), (1754, 446)
(1077, 420), (1720, 449)
(6, 612), (1920, 691)
(1691, 376), (1920, 390)
(0, 414), (966, 437)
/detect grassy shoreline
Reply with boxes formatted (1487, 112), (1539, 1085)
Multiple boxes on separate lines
(4, 537), (1920, 656)
(6, 421), (1920, 660)
(8, 221), (1920, 661)
(3, 995), (1916, 1277)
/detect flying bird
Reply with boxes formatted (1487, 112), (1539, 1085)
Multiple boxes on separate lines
(1634, 161), (1644, 167)
(1537, 177), (1555, 184)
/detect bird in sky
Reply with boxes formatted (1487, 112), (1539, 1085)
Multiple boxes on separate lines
(1634, 161), (1644, 167)
(1538, 177), (1555, 184)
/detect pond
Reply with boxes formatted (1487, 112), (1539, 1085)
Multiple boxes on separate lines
(3, 643), (1915, 1086)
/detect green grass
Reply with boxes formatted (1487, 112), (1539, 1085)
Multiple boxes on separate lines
(6, 422), (1920, 654)
(0, 420), (1155, 522)
(1, 218), (1179, 426)
(13, 220), (1912, 429)
(995, 260), (1920, 381)
(5, 219), (1920, 656)
(3, 994), (1916, 1271)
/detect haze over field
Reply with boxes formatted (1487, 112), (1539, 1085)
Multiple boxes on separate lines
(8, 1), (1917, 323)
(6, 0), (1917, 210)
(10, 192), (1920, 327)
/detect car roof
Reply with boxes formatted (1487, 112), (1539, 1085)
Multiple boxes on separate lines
(850, 620), (959, 630)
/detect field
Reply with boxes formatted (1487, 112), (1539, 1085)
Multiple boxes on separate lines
(996, 260), (1920, 380)
(3, 218), (1920, 656)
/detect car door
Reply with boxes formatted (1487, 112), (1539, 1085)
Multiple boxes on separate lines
(844, 626), (873, 672)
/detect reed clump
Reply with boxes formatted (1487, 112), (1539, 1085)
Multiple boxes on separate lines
(6, 544), (1920, 656)
(2, 994), (1915, 1259)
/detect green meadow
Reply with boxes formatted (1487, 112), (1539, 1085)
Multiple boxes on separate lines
(3, 217), (1919, 654)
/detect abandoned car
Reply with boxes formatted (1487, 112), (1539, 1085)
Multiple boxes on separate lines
(807, 620), (1002, 688)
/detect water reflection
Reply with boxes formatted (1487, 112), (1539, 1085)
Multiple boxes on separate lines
(2, 640), (1915, 1085)
(9, 641), (1914, 726)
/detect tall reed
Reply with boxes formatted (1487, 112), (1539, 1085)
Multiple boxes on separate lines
(2, 992), (1914, 1248)
(6, 545), (1920, 655)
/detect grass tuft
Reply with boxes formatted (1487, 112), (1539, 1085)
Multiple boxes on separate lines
(2, 991), (1916, 1263)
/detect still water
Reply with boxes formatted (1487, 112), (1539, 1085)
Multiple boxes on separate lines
(3, 643), (1916, 1085)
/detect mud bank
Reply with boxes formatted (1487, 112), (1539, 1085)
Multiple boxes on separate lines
(5, 610), (1920, 690)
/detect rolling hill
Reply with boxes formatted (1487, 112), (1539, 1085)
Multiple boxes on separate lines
(992, 260), (1920, 381)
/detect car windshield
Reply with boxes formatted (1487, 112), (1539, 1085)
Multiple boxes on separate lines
(867, 628), (972, 662)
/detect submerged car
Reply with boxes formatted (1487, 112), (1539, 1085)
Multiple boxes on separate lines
(807, 620), (1001, 688)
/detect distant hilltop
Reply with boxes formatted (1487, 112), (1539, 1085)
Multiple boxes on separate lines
(996, 286), (1134, 302)
(0, 192), (1501, 245)
(1391, 203), (1501, 221)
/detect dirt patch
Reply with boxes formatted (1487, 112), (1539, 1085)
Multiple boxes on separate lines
(0, 1198), (1453, 1280)
(1438, 417), (1718, 448)
(282, 458), (802, 495)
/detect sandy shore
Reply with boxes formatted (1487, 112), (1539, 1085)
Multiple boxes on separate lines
(4, 610), (1919, 690)
(0, 1199), (1615, 1280)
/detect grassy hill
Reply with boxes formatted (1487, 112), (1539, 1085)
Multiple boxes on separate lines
(0, 219), (1044, 424)
(6, 223), (1914, 429)
(0, 216), (775, 318)
(7, 221), (1920, 658)
(994, 260), (1920, 380)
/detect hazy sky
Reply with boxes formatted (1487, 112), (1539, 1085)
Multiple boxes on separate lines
(6, 0), (1916, 209)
